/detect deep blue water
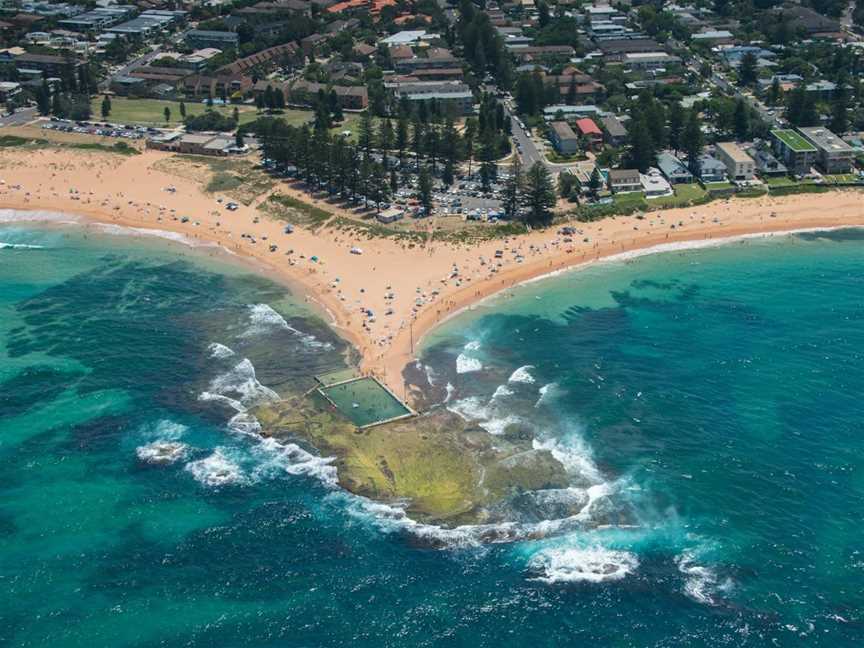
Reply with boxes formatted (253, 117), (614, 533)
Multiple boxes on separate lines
(1, 220), (863, 647)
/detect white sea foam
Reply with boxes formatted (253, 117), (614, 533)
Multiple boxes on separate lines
(456, 353), (483, 374)
(185, 447), (248, 487)
(533, 435), (603, 485)
(423, 362), (438, 386)
(447, 396), (490, 422)
(464, 340), (481, 351)
(508, 365), (536, 384)
(0, 241), (45, 249)
(207, 358), (279, 406)
(535, 382), (559, 408)
(0, 209), (80, 224)
(251, 437), (338, 487)
(92, 223), (212, 248)
(528, 546), (639, 584)
(479, 414), (523, 436)
(136, 441), (189, 465)
(243, 303), (331, 348)
(208, 342), (235, 359)
(443, 382), (455, 404)
(676, 551), (731, 606)
(491, 384), (514, 399)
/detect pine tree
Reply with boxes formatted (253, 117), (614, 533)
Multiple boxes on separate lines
(733, 99), (750, 140)
(739, 52), (758, 87)
(232, 106), (239, 123)
(479, 132), (496, 192)
(164, 106), (171, 123)
(36, 80), (50, 116)
(358, 111), (375, 153)
(51, 91), (64, 118)
(523, 162), (555, 225)
(179, 101), (186, 119)
(629, 115), (655, 173)
(668, 102), (685, 153)
(588, 166), (602, 199)
(502, 157), (522, 219)
(417, 166), (433, 216)
(100, 95), (111, 119)
(682, 110), (704, 176)
(235, 129), (244, 148)
(831, 78), (849, 134)
(767, 77), (782, 106)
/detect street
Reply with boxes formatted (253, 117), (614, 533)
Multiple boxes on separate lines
(0, 106), (37, 128)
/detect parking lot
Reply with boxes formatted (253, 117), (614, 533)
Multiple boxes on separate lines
(40, 118), (163, 140)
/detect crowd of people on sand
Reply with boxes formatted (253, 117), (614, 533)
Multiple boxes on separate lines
(0, 148), (854, 386)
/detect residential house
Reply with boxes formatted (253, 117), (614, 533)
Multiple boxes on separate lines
(657, 151), (693, 184)
(185, 29), (238, 50)
(575, 118), (603, 150)
(600, 114), (627, 146)
(549, 121), (579, 155)
(388, 80), (474, 115)
(608, 168), (641, 193)
(747, 146), (788, 177)
(715, 142), (756, 181)
(641, 167), (673, 197)
(771, 129), (817, 176)
(697, 154), (727, 182)
(623, 52), (680, 71)
(289, 80), (369, 109)
(798, 126), (854, 173)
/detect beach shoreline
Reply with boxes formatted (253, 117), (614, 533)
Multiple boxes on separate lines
(1, 147), (862, 403)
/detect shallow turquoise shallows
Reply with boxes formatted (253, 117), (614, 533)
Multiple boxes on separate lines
(1, 220), (863, 647)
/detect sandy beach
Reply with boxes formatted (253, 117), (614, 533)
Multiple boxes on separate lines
(1, 146), (862, 403)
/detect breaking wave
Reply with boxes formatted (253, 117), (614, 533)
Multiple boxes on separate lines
(508, 365), (536, 384)
(0, 241), (45, 250)
(676, 550), (732, 606)
(456, 340), (483, 374)
(136, 441), (189, 465)
(528, 546), (639, 584)
(208, 342), (235, 359)
(243, 303), (331, 348)
(185, 447), (248, 487)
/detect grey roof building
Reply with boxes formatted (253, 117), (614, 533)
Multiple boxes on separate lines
(657, 151), (693, 184)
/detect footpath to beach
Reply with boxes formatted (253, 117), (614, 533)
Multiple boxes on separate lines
(1, 146), (863, 404)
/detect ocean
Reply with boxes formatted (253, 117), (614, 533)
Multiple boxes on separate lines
(1, 218), (863, 647)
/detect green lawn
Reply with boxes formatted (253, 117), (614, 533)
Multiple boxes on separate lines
(329, 113), (364, 143)
(93, 97), (261, 127)
(650, 183), (708, 207)
(764, 175), (797, 186)
(704, 181), (734, 190)
(823, 173), (862, 184)
(613, 191), (647, 208)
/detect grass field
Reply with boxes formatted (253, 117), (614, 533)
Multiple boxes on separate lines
(650, 183), (708, 208)
(92, 97), (262, 127)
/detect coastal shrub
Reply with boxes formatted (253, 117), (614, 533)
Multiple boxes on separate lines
(206, 172), (243, 194)
(184, 111), (237, 132)
(768, 184), (831, 197)
(0, 135), (31, 147)
(264, 193), (332, 229)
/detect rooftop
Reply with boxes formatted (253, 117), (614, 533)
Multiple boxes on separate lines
(716, 141), (754, 164)
(798, 127), (853, 153)
(772, 129), (817, 153)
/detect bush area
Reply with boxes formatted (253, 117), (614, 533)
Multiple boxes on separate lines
(184, 111), (237, 132)
(263, 193), (333, 230)
(0, 135), (139, 156)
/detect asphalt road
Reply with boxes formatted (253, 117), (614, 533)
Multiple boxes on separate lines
(0, 106), (37, 128)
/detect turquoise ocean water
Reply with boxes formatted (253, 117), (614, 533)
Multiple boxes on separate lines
(1, 217), (863, 647)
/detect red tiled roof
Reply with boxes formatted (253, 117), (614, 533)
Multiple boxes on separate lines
(575, 118), (602, 136)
